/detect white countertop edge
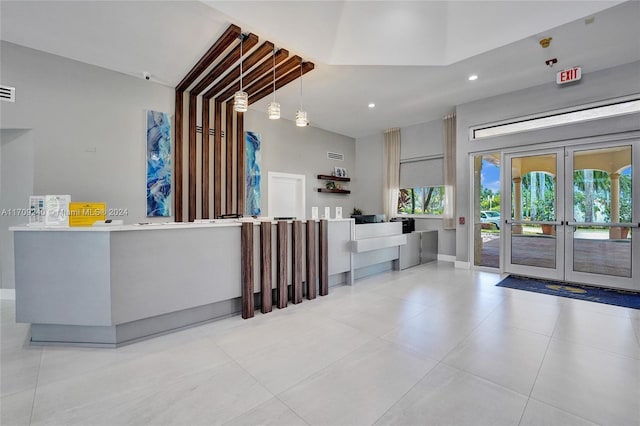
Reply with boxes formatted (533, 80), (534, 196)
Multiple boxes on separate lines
(10, 218), (354, 232)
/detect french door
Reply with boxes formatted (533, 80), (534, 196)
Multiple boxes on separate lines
(504, 141), (638, 290)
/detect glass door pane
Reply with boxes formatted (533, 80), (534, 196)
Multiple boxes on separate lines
(473, 153), (501, 268)
(505, 150), (564, 280)
(566, 145), (635, 286)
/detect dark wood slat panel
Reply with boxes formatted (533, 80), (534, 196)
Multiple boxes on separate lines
(305, 221), (316, 300)
(188, 93), (197, 222)
(174, 90), (183, 222)
(202, 42), (281, 100)
(201, 98), (210, 218)
(176, 24), (240, 92)
(213, 101), (222, 218)
(292, 221), (303, 304)
(241, 222), (254, 319)
(250, 61), (315, 105)
(217, 54), (300, 103)
(260, 222), (272, 314)
(319, 219), (329, 296)
(277, 221), (288, 309)
(236, 111), (245, 216)
(191, 33), (259, 95)
(225, 102), (234, 214)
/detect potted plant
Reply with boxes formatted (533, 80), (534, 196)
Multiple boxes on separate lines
(534, 199), (555, 235)
(619, 197), (632, 239)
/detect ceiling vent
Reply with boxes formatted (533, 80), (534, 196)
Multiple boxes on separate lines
(327, 151), (344, 161)
(0, 85), (16, 103)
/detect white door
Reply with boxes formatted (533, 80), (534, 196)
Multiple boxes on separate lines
(267, 172), (306, 219)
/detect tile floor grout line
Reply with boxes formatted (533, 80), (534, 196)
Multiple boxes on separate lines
(516, 301), (561, 426)
(27, 344), (43, 426)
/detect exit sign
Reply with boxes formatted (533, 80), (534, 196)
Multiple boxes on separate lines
(557, 67), (582, 84)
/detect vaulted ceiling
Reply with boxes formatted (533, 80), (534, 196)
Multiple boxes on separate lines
(1, 1), (639, 138)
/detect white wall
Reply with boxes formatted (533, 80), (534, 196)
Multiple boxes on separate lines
(455, 60), (640, 263)
(0, 130), (34, 289)
(354, 132), (383, 215)
(1, 41), (175, 225)
(244, 111), (355, 219)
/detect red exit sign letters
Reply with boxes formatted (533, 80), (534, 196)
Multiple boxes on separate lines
(556, 67), (582, 85)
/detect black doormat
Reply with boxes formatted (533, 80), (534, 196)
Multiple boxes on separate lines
(496, 275), (640, 309)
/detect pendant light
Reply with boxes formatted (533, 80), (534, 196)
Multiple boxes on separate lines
(267, 48), (280, 119)
(233, 34), (248, 112)
(295, 61), (308, 127)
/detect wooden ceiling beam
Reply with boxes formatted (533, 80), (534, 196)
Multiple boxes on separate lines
(203, 45), (288, 100)
(217, 55), (302, 103)
(191, 33), (259, 95)
(176, 24), (241, 92)
(249, 61), (315, 105)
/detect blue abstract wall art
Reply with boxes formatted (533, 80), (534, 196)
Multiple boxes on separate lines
(245, 131), (262, 216)
(146, 110), (172, 217)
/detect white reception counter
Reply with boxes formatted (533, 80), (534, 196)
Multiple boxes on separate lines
(11, 219), (406, 346)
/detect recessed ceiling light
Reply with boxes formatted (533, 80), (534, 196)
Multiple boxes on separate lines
(468, 75), (478, 81)
(368, 102), (375, 108)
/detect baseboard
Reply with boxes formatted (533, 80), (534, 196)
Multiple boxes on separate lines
(437, 254), (456, 263)
(454, 261), (471, 269)
(0, 289), (16, 300)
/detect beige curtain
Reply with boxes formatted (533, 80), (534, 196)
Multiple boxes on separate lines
(442, 113), (456, 229)
(383, 128), (401, 221)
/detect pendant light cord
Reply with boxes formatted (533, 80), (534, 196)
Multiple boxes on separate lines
(299, 61), (303, 110)
(239, 35), (243, 91)
(272, 48), (276, 101)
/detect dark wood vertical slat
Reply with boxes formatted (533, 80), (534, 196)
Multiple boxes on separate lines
(188, 94), (197, 222)
(292, 220), (303, 304)
(174, 90), (183, 222)
(225, 102), (234, 214)
(201, 99), (210, 218)
(305, 221), (316, 300)
(237, 112), (245, 216)
(277, 221), (288, 309)
(241, 223), (254, 319)
(213, 101), (222, 218)
(319, 219), (329, 296)
(260, 221), (272, 314)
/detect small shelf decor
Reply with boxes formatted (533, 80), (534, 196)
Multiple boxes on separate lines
(317, 173), (351, 194)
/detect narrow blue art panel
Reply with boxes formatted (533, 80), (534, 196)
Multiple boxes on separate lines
(245, 131), (261, 216)
(146, 110), (172, 216)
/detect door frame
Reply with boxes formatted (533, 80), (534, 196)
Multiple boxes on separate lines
(503, 147), (565, 281)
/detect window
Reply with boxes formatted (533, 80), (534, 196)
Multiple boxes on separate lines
(397, 186), (445, 215)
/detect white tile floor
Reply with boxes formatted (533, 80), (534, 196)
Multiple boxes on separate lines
(1, 261), (639, 426)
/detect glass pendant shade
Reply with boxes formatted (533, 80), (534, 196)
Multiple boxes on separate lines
(267, 101), (280, 119)
(295, 110), (308, 127)
(233, 91), (248, 112)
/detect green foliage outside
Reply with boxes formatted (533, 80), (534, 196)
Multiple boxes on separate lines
(398, 186), (445, 215)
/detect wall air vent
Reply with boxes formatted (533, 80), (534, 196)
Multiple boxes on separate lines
(0, 85), (16, 103)
(327, 152), (344, 161)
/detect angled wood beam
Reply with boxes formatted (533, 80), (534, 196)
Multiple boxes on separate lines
(202, 42), (282, 100)
(250, 61), (315, 105)
(174, 90), (184, 222)
(213, 100), (222, 218)
(176, 24), (240, 92)
(236, 111), (245, 215)
(217, 55), (302, 103)
(201, 98), (210, 218)
(188, 93), (197, 222)
(245, 55), (301, 100)
(225, 102), (234, 214)
(191, 33), (259, 95)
